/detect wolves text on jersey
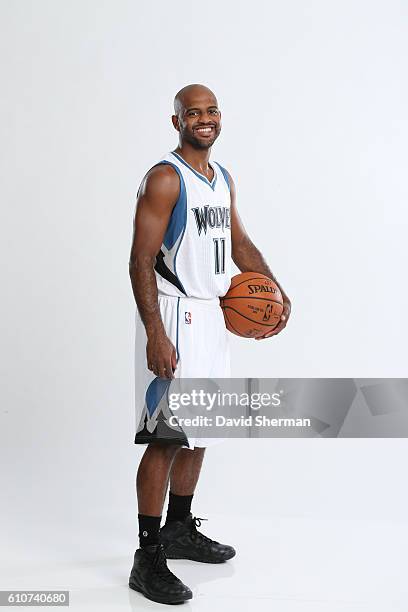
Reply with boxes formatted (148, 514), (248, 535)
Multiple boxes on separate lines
(191, 205), (231, 236)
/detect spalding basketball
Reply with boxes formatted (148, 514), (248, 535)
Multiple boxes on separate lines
(220, 272), (284, 338)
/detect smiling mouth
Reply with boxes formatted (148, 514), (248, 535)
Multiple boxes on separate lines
(194, 126), (215, 136)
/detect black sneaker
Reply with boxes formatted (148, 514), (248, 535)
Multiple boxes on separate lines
(129, 543), (192, 604)
(160, 514), (236, 563)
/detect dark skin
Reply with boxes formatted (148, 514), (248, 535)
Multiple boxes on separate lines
(137, 443), (181, 515)
(137, 445), (206, 516)
(129, 84), (291, 516)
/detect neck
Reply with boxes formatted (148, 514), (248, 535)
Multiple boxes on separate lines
(174, 142), (212, 175)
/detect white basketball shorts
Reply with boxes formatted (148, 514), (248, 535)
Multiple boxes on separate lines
(134, 295), (231, 450)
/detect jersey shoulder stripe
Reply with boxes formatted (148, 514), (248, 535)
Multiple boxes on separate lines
(213, 161), (231, 192)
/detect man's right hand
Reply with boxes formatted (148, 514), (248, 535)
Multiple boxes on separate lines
(146, 331), (177, 379)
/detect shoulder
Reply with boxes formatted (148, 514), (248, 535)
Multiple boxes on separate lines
(138, 162), (180, 201)
(144, 162), (180, 188)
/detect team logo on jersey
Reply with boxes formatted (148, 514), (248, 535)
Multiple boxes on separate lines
(191, 205), (231, 236)
(185, 312), (192, 324)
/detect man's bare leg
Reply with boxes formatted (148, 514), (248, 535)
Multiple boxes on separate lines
(136, 442), (182, 550)
(136, 442), (181, 516)
(169, 447), (206, 496)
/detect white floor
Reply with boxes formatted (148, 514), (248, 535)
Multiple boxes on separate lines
(1, 511), (407, 612)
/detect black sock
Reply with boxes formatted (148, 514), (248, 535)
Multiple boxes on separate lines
(166, 492), (194, 523)
(138, 514), (161, 548)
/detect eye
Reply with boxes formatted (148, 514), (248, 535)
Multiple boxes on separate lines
(188, 110), (199, 116)
(209, 109), (219, 115)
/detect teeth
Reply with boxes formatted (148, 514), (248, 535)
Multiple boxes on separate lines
(196, 127), (212, 133)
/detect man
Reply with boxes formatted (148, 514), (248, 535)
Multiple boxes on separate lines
(128, 83), (291, 604)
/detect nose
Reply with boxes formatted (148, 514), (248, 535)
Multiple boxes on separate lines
(199, 111), (216, 123)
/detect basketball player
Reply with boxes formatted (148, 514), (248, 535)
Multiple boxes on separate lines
(128, 84), (291, 604)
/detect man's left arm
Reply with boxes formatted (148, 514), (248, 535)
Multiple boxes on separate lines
(228, 172), (292, 339)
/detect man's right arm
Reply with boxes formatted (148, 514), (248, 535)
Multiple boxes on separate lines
(129, 164), (180, 379)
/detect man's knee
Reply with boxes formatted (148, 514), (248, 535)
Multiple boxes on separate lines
(147, 442), (183, 459)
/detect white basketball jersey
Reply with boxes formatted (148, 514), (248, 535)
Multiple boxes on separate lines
(147, 151), (232, 300)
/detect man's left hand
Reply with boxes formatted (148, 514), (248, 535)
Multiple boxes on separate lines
(255, 296), (292, 340)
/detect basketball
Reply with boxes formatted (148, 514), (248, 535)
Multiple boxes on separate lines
(220, 272), (284, 338)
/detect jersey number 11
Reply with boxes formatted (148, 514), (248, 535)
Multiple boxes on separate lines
(213, 238), (226, 274)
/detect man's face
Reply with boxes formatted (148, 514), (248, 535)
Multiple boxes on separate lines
(173, 93), (222, 149)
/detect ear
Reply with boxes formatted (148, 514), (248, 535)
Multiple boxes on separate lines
(171, 115), (180, 132)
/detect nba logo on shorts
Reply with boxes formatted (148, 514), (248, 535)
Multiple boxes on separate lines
(185, 311), (191, 324)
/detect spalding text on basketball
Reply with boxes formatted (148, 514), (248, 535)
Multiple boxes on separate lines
(247, 284), (278, 295)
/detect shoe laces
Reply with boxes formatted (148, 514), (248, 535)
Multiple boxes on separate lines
(150, 545), (179, 583)
(190, 516), (213, 545)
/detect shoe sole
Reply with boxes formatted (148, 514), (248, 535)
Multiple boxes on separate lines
(129, 580), (192, 604)
(164, 551), (236, 563)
